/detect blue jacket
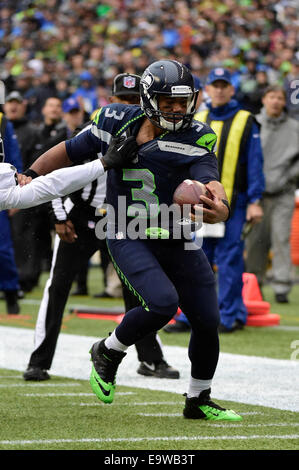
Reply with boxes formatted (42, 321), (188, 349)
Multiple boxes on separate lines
(2, 118), (23, 172)
(72, 88), (98, 114)
(0, 117), (22, 291)
(207, 99), (265, 204)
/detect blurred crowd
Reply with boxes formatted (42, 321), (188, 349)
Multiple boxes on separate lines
(1, 0), (299, 121)
(1, 0), (299, 315)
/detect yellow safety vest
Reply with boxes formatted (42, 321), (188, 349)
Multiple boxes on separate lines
(194, 109), (253, 206)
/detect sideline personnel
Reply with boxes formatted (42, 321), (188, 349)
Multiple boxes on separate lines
(196, 68), (264, 332)
(165, 68), (264, 333)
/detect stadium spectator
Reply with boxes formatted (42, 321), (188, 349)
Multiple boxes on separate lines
(0, 105), (23, 313)
(3, 91), (39, 295)
(1, 0), (299, 112)
(3, 91), (37, 171)
(246, 85), (299, 303)
(284, 58), (299, 122)
(61, 96), (85, 138)
(71, 71), (98, 115)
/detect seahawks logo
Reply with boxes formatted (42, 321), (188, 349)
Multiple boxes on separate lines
(141, 72), (154, 89)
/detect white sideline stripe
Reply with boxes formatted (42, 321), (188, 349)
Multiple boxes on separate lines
(23, 393), (96, 397)
(22, 391), (136, 398)
(0, 383), (81, 388)
(1, 435), (299, 446)
(1, 326), (299, 412)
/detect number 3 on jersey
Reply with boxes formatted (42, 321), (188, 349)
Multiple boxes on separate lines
(123, 169), (160, 218)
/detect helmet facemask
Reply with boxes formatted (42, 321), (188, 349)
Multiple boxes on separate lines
(141, 86), (198, 132)
(140, 60), (199, 133)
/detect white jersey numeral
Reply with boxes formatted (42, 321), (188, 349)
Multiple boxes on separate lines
(104, 108), (125, 120)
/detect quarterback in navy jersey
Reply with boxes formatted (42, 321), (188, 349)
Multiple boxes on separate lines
(66, 103), (220, 238)
(19, 60), (242, 421)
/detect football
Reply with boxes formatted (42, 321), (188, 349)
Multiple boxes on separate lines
(173, 179), (213, 208)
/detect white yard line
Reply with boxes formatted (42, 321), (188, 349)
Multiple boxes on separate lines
(23, 392), (96, 397)
(0, 382), (81, 387)
(1, 325), (299, 412)
(1, 434), (299, 446)
(22, 391), (135, 397)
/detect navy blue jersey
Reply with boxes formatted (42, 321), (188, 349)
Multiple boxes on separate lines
(66, 103), (219, 238)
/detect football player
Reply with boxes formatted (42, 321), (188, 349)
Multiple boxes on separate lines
(18, 60), (241, 421)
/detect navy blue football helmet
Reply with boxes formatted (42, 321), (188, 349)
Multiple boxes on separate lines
(140, 60), (199, 132)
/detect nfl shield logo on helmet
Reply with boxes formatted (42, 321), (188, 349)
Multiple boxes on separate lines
(123, 76), (136, 89)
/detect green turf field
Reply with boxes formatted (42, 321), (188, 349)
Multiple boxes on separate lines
(0, 267), (299, 452)
(0, 369), (298, 451)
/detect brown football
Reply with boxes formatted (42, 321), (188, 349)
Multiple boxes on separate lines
(173, 179), (213, 208)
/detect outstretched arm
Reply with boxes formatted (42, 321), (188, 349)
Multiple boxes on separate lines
(17, 134), (139, 185)
(17, 142), (72, 186)
(1, 135), (139, 211)
(0, 159), (104, 211)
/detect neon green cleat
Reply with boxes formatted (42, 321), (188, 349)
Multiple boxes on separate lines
(89, 339), (126, 404)
(183, 389), (242, 421)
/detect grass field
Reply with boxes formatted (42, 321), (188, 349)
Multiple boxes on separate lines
(0, 266), (299, 453)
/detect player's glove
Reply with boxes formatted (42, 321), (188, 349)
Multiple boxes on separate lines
(101, 135), (138, 170)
